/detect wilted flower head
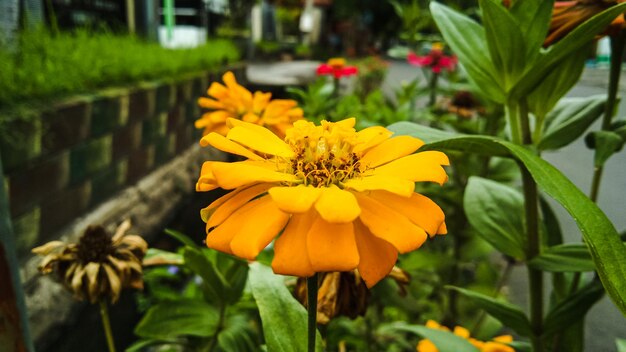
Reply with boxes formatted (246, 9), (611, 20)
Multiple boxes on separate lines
(196, 71), (303, 137)
(417, 320), (514, 352)
(32, 220), (147, 303)
(197, 118), (448, 287)
(295, 266), (410, 324)
(544, 0), (626, 46)
(316, 58), (359, 78)
(408, 43), (457, 74)
(446, 90), (485, 119)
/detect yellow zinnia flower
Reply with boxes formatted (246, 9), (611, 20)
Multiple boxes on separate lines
(416, 320), (515, 352)
(196, 71), (303, 137)
(197, 118), (448, 287)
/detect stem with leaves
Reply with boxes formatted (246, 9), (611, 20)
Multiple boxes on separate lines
(307, 273), (319, 352)
(99, 299), (116, 352)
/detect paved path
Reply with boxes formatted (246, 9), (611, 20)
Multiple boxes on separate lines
(382, 62), (626, 351)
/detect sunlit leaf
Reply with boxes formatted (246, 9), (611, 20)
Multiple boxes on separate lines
(249, 262), (323, 352)
(388, 322), (479, 352)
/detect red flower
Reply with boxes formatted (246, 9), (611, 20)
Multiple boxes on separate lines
(316, 58), (359, 78)
(408, 43), (457, 74)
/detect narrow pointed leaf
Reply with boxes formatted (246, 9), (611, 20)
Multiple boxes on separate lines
(430, 2), (505, 102)
(183, 247), (230, 305)
(543, 280), (604, 336)
(529, 243), (595, 272)
(510, 0), (554, 60)
(165, 228), (199, 248)
(447, 286), (533, 336)
(539, 95), (607, 151)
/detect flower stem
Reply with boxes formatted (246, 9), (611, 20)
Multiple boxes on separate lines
(99, 299), (116, 352)
(506, 102), (522, 144)
(333, 77), (340, 98)
(307, 273), (319, 352)
(519, 97), (543, 351)
(428, 72), (439, 107)
(589, 30), (625, 203)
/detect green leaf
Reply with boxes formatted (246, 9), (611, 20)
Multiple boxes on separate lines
(512, 2), (626, 98)
(590, 130), (624, 167)
(430, 2), (505, 102)
(389, 322), (479, 352)
(164, 228), (199, 248)
(447, 286), (533, 337)
(529, 243), (595, 272)
(617, 338), (626, 352)
(183, 247), (230, 305)
(464, 177), (526, 260)
(527, 45), (589, 120)
(388, 121), (458, 144)
(479, 0), (526, 88)
(135, 299), (219, 339)
(540, 197), (563, 246)
(509, 0), (554, 60)
(391, 125), (626, 315)
(217, 253), (249, 304)
(543, 280), (604, 336)
(539, 95), (607, 151)
(217, 314), (259, 352)
(143, 248), (184, 266)
(248, 262), (323, 352)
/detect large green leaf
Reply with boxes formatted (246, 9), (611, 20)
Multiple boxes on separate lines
(527, 45), (589, 120)
(389, 322), (479, 352)
(479, 0), (526, 88)
(135, 299), (219, 339)
(248, 262), (322, 352)
(509, 0), (554, 61)
(543, 280), (604, 336)
(512, 2), (626, 98)
(447, 286), (533, 337)
(464, 177), (526, 260)
(217, 314), (259, 352)
(539, 95), (607, 151)
(430, 2), (505, 102)
(529, 243), (595, 272)
(390, 123), (626, 315)
(184, 247), (230, 305)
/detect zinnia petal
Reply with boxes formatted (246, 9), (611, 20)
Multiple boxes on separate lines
(354, 193), (428, 253)
(200, 132), (264, 161)
(307, 214), (359, 272)
(354, 220), (397, 288)
(210, 161), (298, 189)
(342, 175), (415, 197)
(227, 120), (295, 158)
(314, 185), (361, 223)
(353, 126), (393, 153)
(272, 212), (316, 277)
(229, 196), (290, 260)
(371, 151), (449, 185)
(360, 135), (425, 168)
(268, 185), (322, 213)
(206, 183), (272, 227)
(369, 190), (446, 236)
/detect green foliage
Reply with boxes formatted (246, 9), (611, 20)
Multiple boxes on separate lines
(447, 286), (533, 337)
(0, 28), (239, 109)
(464, 177), (526, 260)
(543, 280), (604, 337)
(135, 299), (220, 338)
(248, 263), (323, 352)
(529, 244), (595, 272)
(539, 95), (607, 151)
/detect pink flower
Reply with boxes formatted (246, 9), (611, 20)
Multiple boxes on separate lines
(316, 58), (359, 78)
(408, 43), (457, 74)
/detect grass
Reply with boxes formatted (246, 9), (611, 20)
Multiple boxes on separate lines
(0, 28), (240, 110)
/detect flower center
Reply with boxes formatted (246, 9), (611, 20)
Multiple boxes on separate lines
(284, 120), (363, 187)
(77, 226), (114, 263)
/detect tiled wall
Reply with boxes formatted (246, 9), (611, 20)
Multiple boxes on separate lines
(1, 64), (246, 259)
